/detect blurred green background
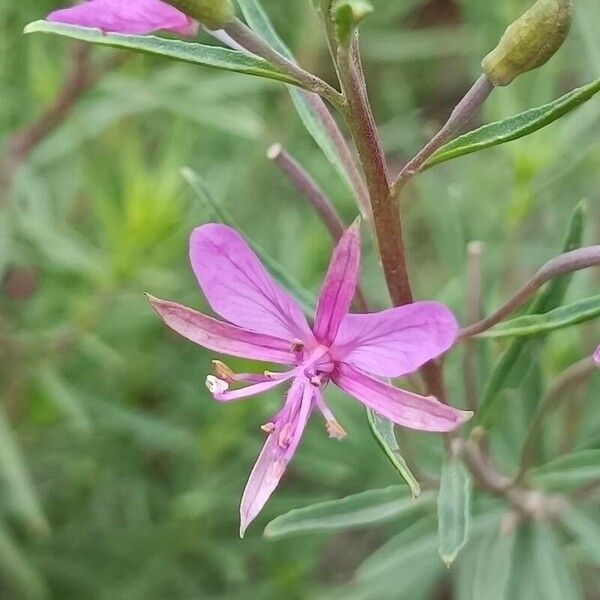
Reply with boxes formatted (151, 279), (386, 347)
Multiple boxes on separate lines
(1, 0), (599, 598)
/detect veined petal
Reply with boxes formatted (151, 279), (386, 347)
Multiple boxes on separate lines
(48, 0), (199, 36)
(190, 224), (313, 343)
(313, 222), (361, 345)
(331, 302), (458, 377)
(148, 295), (295, 364)
(239, 379), (313, 537)
(332, 363), (471, 433)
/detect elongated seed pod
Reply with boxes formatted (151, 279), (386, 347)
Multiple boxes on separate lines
(482, 0), (573, 86)
(166, 0), (235, 30)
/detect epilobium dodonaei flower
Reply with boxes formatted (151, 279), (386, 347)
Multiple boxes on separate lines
(149, 222), (471, 536)
(482, 0), (572, 86)
(48, 0), (199, 37)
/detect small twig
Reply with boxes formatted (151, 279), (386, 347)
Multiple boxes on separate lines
(222, 18), (344, 109)
(1, 44), (127, 199)
(453, 436), (566, 521)
(393, 74), (494, 193)
(267, 144), (345, 241)
(266, 143), (368, 312)
(516, 356), (596, 483)
(463, 242), (485, 411)
(459, 246), (600, 339)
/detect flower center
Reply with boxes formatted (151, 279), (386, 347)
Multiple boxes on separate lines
(301, 344), (334, 386)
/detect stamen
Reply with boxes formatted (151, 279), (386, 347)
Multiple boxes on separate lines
(309, 374), (322, 387)
(205, 375), (229, 394)
(261, 422), (276, 433)
(326, 420), (347, 440)
(212, 360), (235, 382)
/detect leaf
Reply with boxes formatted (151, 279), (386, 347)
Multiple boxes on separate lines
(24, 21), (301, 86)
(236, 0), (368, 214)
(562, 508), (600, 565)
(437, 457), (472, 566)
(530, 449), (600, 492)
(366, 409), (421, 497)
(264, 486), (434, 539)
(478, 201), (586, 426)
(479, 295), (600, 338)
(425, 79), (600, 168)
(508, 525), (582, 600)
(0, 403), (48, 535)
(181, 167), (316, 313)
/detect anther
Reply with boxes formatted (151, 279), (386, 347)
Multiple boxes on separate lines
(205, 375), (229, 394)
(212, 360), (235, 382)
(326, 420), (347, 440)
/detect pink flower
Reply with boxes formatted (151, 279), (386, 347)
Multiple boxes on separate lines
(594, 346), (600, 366)
(149, 222), (471, 535)
(48, 0), (198, 37)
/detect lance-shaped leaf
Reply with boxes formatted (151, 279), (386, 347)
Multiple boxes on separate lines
(437, 456), (472, 566)
(366, 409), (421, 498)
(181, 167), (315, 312)
(425, 78), (600, 169)
(479, 295), (600, 338)
(264, 486), (434, 539)
(24, 21), (301, 86)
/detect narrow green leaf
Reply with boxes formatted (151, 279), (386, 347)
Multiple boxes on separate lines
(478, 201), (586, 426)
(437, 457), (472, 566)
(562, 508), (600, 565)
(469, 525), (515, 600)
(236, 0), (366, 209)
(0, 403), (48, 535)
(530, 449), (600, 492)
(24, 21), (300, 86)
(181, 167), (316, 312)
(425, 79), (600, 168)
(0, 522), (48, 600)
(264, 487), (434, 539)
(366, 409), (421, 497)
(479, 295), (600, 338)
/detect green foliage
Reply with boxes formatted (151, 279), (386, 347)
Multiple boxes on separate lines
(25, 20), (300, 85)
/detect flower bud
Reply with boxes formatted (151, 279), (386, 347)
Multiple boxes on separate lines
(482, 0), (572, 87)
(166, 0), (234, 30)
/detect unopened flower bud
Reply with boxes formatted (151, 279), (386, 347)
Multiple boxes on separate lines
(166, 0), (234, 30)
(482, 0), (572, 87)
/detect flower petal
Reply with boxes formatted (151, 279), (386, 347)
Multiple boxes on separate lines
(313, 222), (361, 345)
(332, 363), (471, 432)
(190, 224), (313, 342)
(48, 0), (198, 36)
(594, 345), (600, 366)
(148, 295), (296, 364)
(331, 302), (459, 377)
(239, 379), (313, 537)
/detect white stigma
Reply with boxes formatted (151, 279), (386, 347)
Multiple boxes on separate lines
(205, 375), (229, 395)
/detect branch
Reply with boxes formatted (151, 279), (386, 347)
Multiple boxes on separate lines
(392, 74), (494, 192)
(222, 18), (344, 109)
(459, 246), (600, 339)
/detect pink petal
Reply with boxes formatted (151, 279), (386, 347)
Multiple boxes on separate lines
(332, 363), (472, 432)
(594, 345), (600, 366)
(190, 224), (314, 343)
(331, 301), (458, 377)
(48, 0), (199, 37)
(313, 222), (361, 345)
(148, 295), (296, 364)
(239, 379), (313, 537)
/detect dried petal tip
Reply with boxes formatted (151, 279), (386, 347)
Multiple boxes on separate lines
(482, 0), (572, 86)
(205, 375), (229, 395)
(326, 420), (347, 440)
(165, 0), (234, 29)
